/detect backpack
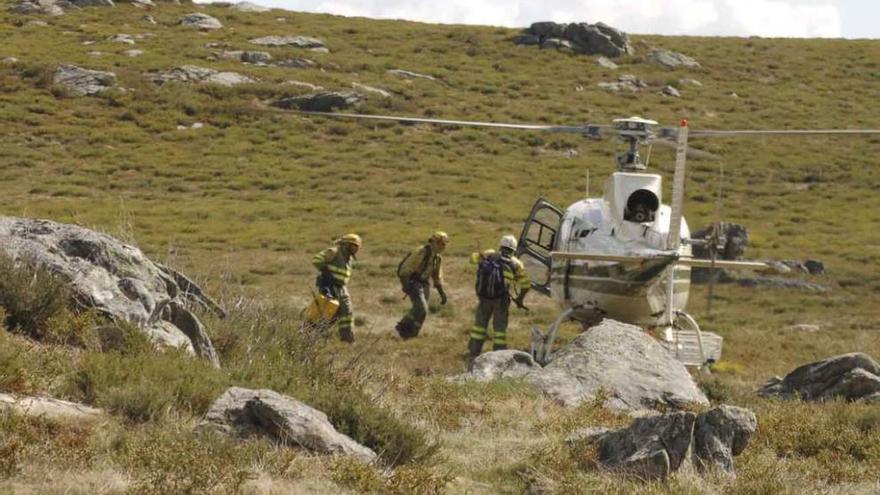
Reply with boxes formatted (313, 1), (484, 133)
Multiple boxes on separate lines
(475, 255), (510, 299)
(397, 245), (432, 282)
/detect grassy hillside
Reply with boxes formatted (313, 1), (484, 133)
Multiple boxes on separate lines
(1, 1), (880, 493)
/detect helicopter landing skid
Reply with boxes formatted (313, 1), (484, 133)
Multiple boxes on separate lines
(659, 311), (722, 371)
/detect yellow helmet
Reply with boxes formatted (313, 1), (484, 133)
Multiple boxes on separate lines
(499, 234), (517, 250)
(430, 231), (449, 243)
(337, 233), (363, 247)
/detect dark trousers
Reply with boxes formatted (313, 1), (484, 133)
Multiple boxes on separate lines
(468, 296), (510, 354)
(396, 280), (429, 339)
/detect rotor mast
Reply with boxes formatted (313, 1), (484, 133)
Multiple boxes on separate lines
(612, 117), (658, 171)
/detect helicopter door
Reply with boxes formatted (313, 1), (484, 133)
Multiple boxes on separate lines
(516, 198), (563, 296)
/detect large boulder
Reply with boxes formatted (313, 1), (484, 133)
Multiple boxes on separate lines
(646, 49), (700, 69)
(0, 393), (103, 422)
(517, 21), (633, 57)
(759, 353), (880, 402)
(692, 405), (756, 476)
(463, 350), (539, 382)
(597, 74), (647, 93)
(0, 217), (222, 367)
(52, 64), (116, 97)
(199, 387), (377, 463)
(528, 319), (708, 411)
(230, 1), (268, 12)
(249, 35), (326, 50)
(272, 91), (362, 112)
(152, 65), (256, 87)
(575, 405), (757, 480)
(180, 13), (223, 30)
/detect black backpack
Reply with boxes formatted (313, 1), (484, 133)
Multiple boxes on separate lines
(475, 255), (510, 299)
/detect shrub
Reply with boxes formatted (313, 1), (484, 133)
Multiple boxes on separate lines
(0, 255), (71, 339)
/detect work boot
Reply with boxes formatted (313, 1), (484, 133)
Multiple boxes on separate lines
(395, 317), (417, 340)
(339, 328), (355, 343)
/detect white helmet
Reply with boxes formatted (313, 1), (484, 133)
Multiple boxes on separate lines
(499, 234), (517, 251)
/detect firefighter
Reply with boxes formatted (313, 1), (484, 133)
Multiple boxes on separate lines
(312, 233), (361, 343)
(467, 234), (530, 368)
(395, 231), (449, 339)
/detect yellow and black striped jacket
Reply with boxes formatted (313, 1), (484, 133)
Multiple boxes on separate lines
(312, 246), (353, 286)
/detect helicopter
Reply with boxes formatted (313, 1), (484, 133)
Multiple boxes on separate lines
(297, 110), (880, 367)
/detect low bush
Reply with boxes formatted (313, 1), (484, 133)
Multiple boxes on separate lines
(0, 255), (71, 339)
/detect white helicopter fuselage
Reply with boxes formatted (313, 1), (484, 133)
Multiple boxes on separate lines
(520, 171), (691, 327)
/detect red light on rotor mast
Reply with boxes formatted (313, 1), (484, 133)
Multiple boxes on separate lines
(680, 118), (688, 127)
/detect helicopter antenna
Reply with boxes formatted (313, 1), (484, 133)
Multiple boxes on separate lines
(585, 169), (590, 199)
(644, 142), (653, 168)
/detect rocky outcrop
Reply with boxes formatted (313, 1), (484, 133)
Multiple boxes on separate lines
(180, 13), (223, 30)
(9, 0), (64, 15)
(272, 91), (362, 112)
(571, 405), (756, 480)
(199, 387), (376, 463)
(249, 35), (326, 51)
(596, 56), (619, 70)
(0, 393), (103, 422)
(52, 64), (116, 97)
(759, 353), (880, 402)
(351, 82), (391, 98)
(646, 49), (700, 69)
(230, 1), (268, 12)
(515, 21), (633, 57)
(597, 74), (647, 93)
(276, 57), (315, 69)
(532, 320), (708, 411)
(152, 65), (256, 87)
(0, 217), (222, 367)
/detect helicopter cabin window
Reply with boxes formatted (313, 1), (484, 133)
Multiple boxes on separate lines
(624, 189), (659, 223)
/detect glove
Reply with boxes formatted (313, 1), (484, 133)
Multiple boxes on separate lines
(437, 286), (448, 305)
(514, 293), (528, 311)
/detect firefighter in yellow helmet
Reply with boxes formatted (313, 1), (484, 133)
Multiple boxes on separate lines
(467, 234), (530, 368)
(311, 233), (361, 343)
(395, 231), (449, 339)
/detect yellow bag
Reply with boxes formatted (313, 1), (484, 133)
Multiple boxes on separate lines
(305, 293), (340, 324)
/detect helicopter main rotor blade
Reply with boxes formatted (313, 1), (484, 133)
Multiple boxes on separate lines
(650, 137), (721, 160)
(660, 128), (880, 139)
(300, 111), (609, 136)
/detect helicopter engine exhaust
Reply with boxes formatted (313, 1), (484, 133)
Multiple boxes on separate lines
(624, 189), (660, 223)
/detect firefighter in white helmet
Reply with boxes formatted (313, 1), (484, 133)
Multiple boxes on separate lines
(312, 233), (361, 343)
(467, 234), (530, 368)
(395, 231), (449, 339)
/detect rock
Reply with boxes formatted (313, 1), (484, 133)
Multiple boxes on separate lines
(662, 85), (680, 97)
(180, 13), (223, 30)
(541, 38), (572, 50)
(68, 0), (114, 6)
(281, 80), (323, 91)
(529, 21), (566, 39)
(249, 35), (326, 50)
(2, 57), (20, 65)
(52, 64), (116, 96)
(596, 56), (619, 69)
(26, 20), (49, 26)
(10, 0), (64, 15)
(276, 57), (315, 69)
(679, 78), (703, 87)
(199, 387), (377, 463)
(351, 82), (391, 98)
(141, 14), (156, 24)
(512, 34), (540, 46)
(130, 0), (153, 7)
(646, 49), (700, 69)
(86, 51), (104, 57)
(230, 1), (268, 12)
(272, 91), (362, 112)
(107, 33), (135, 44)
(597, 74), (646, 93)
(692, 405), (757, 476)
(528, 319), (708, 411)
(564, 22), (634, 57)
(0, 217), (223, 367)
(0, 393), (103, 422)
(387, 69), (435, 80)
(758, 353), (880, 402)
(596, 411), (696, 480)
(122, 49), (143, 57)
(464, 350), (540, 383)
(219, 50), (272, 64)
(152, 65), (256, 87)
(804, 259), (825, 275)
